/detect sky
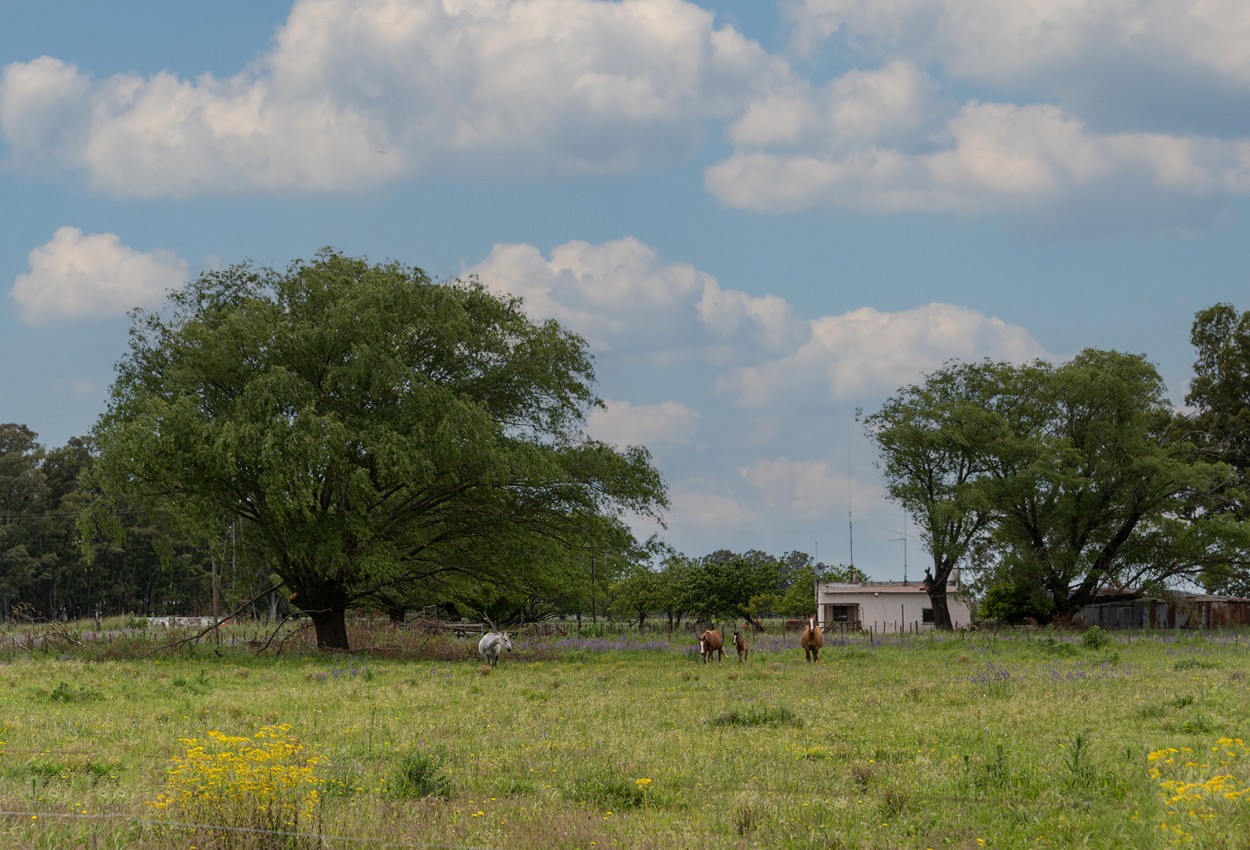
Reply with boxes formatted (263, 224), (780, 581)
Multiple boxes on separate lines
(4, 0), (1250, 581)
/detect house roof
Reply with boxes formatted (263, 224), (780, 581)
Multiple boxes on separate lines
(819, 580), (956, 594)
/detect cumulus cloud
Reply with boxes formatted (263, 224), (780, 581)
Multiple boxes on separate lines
(587, 400), (700, 447)
(467, 236), (805, 360)
(5, 0), (1250, 227)
(11, 227), (188, 326)
(0, 0), (784, 197)
(708, 95), (1250, 222)
(471, 236), (1050, 406)
(782, 0), (1250, 94)
(719, 303), (1049, 405)
(701, 0), (1250, 223)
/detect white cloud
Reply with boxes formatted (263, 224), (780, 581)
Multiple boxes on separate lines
(720, 303), (1048, 405)
(782, 0), (1250, 89)
(11, 227), (188, 326)
(5, 0), (1250, 227)
(587, 400), (699, 447)
(471, 236), (1051, 407)
(707, 98), (1250, 218)
(467, 237), (805, 360)
(700, 0), (1250, 222)
(727, 60), (941, 153)
(738, 458), (856, 519)
(0, 0), (784, 197)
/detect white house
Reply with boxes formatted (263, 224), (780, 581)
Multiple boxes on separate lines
(816, 577), (973, 633)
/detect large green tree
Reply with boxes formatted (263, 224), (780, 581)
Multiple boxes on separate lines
(866, 350), (1234, 623)
(86, 250), (667, 649)
(861, 362), (1002, 628)
(984, 350), (1230, 615)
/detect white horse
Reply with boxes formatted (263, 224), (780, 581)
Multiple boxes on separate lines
(478, 631), (514, 667)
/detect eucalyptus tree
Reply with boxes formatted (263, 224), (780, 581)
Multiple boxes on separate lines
(86, 250), (667, 650)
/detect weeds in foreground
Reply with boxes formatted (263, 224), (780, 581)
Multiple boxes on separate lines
(146, 724), (324, 849)
(1148, 737), (1250, 844)
(391, 749), (453, 800)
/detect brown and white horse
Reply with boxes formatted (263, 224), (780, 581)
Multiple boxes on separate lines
(799, 614), (824, 663)
(733, 630), (749, 663)
(699, 629), (724, 663)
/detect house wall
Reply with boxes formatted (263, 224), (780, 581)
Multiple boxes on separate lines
(817, 586), (972, 633)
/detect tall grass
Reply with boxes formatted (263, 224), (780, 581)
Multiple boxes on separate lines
(0, 621), (1246, 847)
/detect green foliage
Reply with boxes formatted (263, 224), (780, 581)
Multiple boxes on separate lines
(866, 350), (1235, 619)
(681, 550), (781, 621)
(707, 703), (801, 728)
(392, 750), (453, 800)
(46, 681), (104, 703)
(86, 250), (667, 650)
(1186, 304), (1250, 594)
(979, 579), (1054, 624)
(1081, 626), (1112, 650)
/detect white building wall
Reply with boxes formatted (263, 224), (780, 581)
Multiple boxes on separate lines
(817, 583), (973, 633)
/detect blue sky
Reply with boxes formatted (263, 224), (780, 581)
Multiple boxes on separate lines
(4, 0), (1250, 579)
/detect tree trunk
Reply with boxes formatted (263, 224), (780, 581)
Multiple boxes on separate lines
(289, 577), (352, 650)
(928, 585), (953, 630)
(309, 607), (350, 650)
(926, 562), (955, 630)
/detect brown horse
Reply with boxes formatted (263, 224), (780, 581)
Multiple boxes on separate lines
(699, 629), (724, 663)
(800, 614), (824, 662)
(733, 630), (749, 663)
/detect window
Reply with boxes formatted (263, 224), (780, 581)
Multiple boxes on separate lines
(922, 608), (934, 624)
(830, 604), (859, 624)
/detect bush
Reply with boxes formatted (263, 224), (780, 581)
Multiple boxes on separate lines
(1081, 626), (1112, 650)
(979, 580), (1054, 625)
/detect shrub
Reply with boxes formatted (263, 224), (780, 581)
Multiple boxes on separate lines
(1080, 626), (1112, 650)
(979, 580), (1054, 624)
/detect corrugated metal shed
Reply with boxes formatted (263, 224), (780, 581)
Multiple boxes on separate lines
(1080, 593), (1250, 629)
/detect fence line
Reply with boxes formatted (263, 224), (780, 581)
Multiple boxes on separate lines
(0, 808), (499, 850)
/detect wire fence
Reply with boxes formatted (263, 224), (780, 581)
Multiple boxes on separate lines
(0, 807), (501, 850)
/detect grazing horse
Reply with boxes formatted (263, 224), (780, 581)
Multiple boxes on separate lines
(478, 631), (514, 667)
(733, 630), (749, 663)
(698, 629), (724, 663)
(800, 614), (824, 663)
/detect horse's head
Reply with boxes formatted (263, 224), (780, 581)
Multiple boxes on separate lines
(500, 632), (513, 652)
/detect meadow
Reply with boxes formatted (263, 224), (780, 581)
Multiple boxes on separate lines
(0, 620), (1247, 849)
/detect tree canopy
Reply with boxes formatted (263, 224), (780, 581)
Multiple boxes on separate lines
(86, 250), (667, 649)
(865, 349), (1235, 623)
(1185, 304), (1250, 593)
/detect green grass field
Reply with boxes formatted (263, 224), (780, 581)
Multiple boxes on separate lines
(0, 622), (1247, 848)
